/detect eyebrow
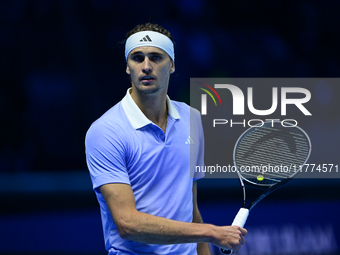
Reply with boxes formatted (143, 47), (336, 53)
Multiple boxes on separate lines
(130, 51), (163, 56)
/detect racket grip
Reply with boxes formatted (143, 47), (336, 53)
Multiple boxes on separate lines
(231, 208), (249, 228)
(220, 208), (249, 254)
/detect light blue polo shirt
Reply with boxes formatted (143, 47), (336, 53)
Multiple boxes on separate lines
(85, 88), (204, 255)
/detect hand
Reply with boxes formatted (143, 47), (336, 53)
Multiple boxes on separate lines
(212, 225), (247, 254)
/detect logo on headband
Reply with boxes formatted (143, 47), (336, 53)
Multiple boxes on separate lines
(140, 35), (152, 42)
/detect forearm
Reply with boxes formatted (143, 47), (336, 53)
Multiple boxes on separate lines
(101, 183), (245, 251)
(120, 210), (216, 245)
(101, 183), (215, 244)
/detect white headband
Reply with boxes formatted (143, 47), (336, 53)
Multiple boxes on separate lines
(125, 31), (175, 61)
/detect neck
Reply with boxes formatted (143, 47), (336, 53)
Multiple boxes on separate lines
(130, 88), (168, 132)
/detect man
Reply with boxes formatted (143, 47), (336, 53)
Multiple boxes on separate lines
(85, 23), (247, 255)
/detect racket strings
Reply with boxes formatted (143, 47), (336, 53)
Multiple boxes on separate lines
(238, 140), (309, 168)
(234, 124), (311, 186)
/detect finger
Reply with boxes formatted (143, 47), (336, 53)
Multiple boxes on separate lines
(230, 225), (242, 235)
(239, 227), (248, 236)
(239, 234), (245, 245)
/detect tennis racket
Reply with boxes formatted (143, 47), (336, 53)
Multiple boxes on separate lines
(220, 121), (312, 254)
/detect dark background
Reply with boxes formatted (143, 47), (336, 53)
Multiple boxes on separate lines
(1, 0), (339, 254)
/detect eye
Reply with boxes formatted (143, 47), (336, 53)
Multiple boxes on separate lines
(131, 55), (144, 62)
(150, 55), (162, 61)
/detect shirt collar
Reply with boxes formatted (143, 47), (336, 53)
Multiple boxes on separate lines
(121, 88), (180, 130)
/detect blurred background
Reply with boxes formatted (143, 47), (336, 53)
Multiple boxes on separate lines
(0, 0), (339, 254)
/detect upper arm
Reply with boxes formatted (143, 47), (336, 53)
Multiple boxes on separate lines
(100, 183), (138, 238)
(192, 181), (198, 211)
(192, 181), (202, 223)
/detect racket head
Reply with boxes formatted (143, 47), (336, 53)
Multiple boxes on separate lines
(233, 121), (311, 188)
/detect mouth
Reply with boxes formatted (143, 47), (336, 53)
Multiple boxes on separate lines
(140, 76), (155, 83)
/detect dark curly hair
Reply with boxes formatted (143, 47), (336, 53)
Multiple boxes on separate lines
(126, 23), (175, 45)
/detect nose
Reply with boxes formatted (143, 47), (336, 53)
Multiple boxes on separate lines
(142, 58), (152, 74)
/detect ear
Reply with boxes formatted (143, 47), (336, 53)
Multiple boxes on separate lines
(126, 65), (130, 75)
(170, 61), (175, 74)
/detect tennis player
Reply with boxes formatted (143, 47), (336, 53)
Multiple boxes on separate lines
(85, 23), (247, 255)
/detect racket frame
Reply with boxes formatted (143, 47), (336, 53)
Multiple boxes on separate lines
(233, 121), (312, 211)
(220, 121), (311, 254)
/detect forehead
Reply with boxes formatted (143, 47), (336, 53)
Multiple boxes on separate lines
(129, 46), (167, 56)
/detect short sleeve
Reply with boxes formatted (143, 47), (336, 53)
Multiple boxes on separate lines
(85, 121), (130, 192)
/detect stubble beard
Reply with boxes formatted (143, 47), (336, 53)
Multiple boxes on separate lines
(133, 77), (169, 97)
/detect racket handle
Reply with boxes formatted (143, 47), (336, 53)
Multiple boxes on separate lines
(220, 208), (249, 254)
(231, 208), (249, 228)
